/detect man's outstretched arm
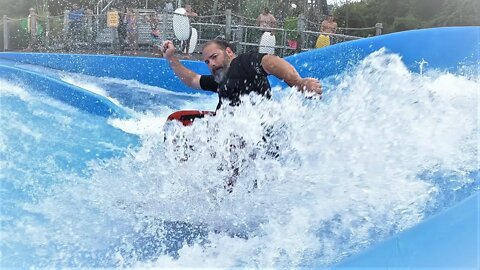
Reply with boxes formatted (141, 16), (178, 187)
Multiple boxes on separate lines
(261, 54), (322, 95)
(162, 40), (202, 89)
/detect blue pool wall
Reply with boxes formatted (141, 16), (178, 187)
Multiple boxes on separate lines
(0, 27), (478, 118)
(1, 26), (478, 94)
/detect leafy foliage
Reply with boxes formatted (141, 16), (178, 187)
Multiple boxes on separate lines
(2, 0), (479, 34)
(334, 0), (480, 34)
(0, 0), (32, 18)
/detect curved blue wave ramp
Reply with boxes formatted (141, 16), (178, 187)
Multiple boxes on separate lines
(0, 64), (129, 118)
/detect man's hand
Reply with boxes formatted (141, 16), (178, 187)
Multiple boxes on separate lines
(261, 55), (322, 97)
(162, 40), (202, 89)
(162, 40), (176, 60)
(298, 78), (322, 95)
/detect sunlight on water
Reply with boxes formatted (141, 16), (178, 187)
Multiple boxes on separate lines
(1, 50), (478, 268)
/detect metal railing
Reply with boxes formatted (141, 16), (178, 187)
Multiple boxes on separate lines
(1, 10), (383, 57)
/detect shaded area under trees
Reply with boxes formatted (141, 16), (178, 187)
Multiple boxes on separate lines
(334, 0), (479, 34)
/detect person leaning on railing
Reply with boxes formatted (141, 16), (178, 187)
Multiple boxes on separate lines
(320, 13), (338, 43)
(257, 7), (276, 32)
(125, 8), (139, 54)
(185, 5), (198, 18)
(146, 12), (162, 56)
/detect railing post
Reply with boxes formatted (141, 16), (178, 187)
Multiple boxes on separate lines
(238, 16), (245, 54)
(45, 12), (50, 47)
(28, 11), (38, 51)
(225, 9), (231, 41)
(281, 24), (287, 57)
(375, 23), (383, 35)
(198, 23), (202, 46)
(64, 10), (71, 51)
(3, 15), (9, 51)
(63, 10), (69, 33)
(86, 10), (92, 43)
(297, 13), (306, 51)
(161, 12), (167, 42)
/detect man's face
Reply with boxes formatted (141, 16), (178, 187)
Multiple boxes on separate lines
(202, 44), (234, 83)
(327, 15), (334, 22)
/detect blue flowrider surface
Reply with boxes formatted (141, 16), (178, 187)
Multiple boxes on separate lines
(0, 27), (478, 268)
(333, 192), (479, 269)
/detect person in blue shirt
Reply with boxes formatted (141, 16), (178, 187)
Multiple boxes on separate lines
(67, 3), (85, 51)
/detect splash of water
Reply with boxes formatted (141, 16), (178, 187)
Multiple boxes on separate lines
(1, 50), (478, 268)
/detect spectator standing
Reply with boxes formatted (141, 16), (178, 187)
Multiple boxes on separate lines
(184, 5), (198, 17)
(125, 8), (139, 54)
(117, 7), (127, 53)
(148, 12), (162, 56)
(320, 13), (338, 43)
(67, 4), (85, 51)
(163, 2), (174, 13)
(85, 9), (95, 48)
(257, 7), (276, 32)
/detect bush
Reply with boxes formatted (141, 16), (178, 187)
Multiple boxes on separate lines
(392, 16), (423, 32)
(284, 17), (297, 40)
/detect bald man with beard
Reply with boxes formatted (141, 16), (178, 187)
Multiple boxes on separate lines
(162, 39), (322, 110)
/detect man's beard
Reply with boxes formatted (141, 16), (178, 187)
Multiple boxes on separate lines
(213, 53), (231, 83)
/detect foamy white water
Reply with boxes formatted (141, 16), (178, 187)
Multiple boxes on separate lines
(1, 50), (478, 268)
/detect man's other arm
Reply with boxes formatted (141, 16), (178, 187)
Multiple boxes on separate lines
(261, 54), (322, 95)
(162, 40), (202, 89)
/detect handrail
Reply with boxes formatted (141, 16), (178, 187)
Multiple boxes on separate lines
(191, 22), (362, 41)
(2, 9), (381, 54)
(303, 30), (362, 40)
(100, 0), (117, 14)
(338, 26), (377, 31)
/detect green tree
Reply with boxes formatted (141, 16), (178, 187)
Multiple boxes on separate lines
(410, 0), (445, 21)
(432, 0), (480, 26)
(0, 0), (32, 17)
(243, 0), (268, 20)
(334, 0), (479, 34)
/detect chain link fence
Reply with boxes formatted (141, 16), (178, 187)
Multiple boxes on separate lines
(1, 10), (382, 57)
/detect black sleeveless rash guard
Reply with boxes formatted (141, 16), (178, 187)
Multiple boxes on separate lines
(199, 52), (272, 110)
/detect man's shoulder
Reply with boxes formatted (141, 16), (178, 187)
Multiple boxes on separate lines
(234, 52), (267, 75)
(236, 51), (266, 62)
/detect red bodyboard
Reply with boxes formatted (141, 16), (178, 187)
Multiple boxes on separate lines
(167, 110), (216, 126)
